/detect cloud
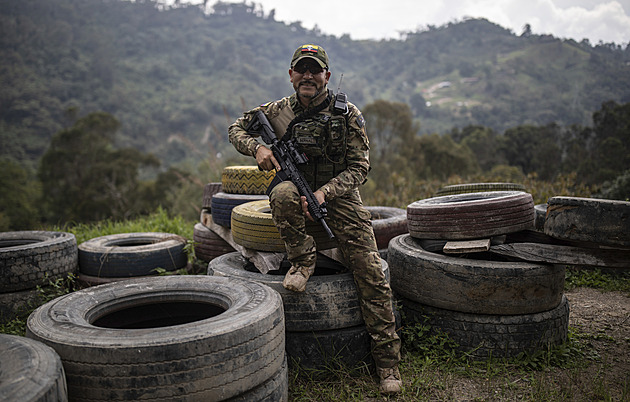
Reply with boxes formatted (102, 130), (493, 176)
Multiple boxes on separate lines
(194, 0), (630, 44)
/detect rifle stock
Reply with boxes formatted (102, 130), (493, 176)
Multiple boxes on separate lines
(247, 110), (335, 239)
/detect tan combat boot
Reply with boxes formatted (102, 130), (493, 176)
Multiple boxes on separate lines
(377, 366), (402, 395)
(282, 264), (315, 292)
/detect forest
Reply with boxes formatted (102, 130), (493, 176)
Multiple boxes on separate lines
(1, 0), (629, 230)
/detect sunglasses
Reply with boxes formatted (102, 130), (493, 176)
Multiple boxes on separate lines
(293, 63), (325, 75)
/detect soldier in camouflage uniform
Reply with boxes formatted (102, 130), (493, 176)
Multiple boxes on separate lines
(228, 44), (402, 394)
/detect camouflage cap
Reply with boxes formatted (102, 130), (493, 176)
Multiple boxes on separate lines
(291, 44), (329, 69)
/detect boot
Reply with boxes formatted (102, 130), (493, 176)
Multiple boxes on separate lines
(377, 365), (402, 395)
(282, 264), (315, 292)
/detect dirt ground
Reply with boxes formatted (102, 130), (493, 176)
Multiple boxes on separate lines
(442, 287), (630, 401)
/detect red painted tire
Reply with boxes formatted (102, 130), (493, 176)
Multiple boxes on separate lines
(407, 191), (535, 240)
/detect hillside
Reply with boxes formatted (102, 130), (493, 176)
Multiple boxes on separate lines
(1, 0), (629, 169)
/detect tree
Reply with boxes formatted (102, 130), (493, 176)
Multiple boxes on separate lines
(38, 112), (160, 223)
(0, 158), (41, 230)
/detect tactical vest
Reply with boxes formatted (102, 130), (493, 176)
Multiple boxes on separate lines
(272, 97), (348, 191)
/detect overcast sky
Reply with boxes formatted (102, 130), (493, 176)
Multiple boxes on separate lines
(204, 0), (630, 45)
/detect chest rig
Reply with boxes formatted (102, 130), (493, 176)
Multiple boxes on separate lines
(284, 92), (349, 191)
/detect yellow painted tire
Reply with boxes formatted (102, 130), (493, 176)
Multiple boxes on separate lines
(221, 166), (275, 195)
(231, 200), (338, 252)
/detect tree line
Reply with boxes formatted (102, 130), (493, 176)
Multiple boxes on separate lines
(1, 99), (628, 231)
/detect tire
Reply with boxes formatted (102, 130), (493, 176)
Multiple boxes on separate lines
(221, 166), (275, 195)
(534, 203), (548, 232)
(202, 182), (223, 209)
(0, 333), (68, 402)
(0, 231), (78, 293)
(544, 196), (630, 248)
(388, 234), (565, 315)
(78, 232), (188, 278)
(227, 357), (288, 402)
(285, 325), (372, 371)
(211, 192), (268, 227)
(208, 252), (389, 332)
(0, 288), (43, 324)
(193, 222), (234, 262)
(407, 191), (535, 240)
(230, 200), (338, 252)
(400, 294), (570, 359)
(26, 275), (285, 401)
(436, 182), (526, 197)
(365, 206), (408, 250)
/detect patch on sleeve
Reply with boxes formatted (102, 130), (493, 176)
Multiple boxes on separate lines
(356, 114), (365, 128)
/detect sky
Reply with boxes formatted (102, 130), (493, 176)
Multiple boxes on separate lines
(203, 0), (630, 45)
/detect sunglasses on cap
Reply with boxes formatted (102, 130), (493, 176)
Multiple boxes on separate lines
(292, 62), (325, 75)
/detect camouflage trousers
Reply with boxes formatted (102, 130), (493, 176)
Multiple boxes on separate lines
(269, 181), (401, 368)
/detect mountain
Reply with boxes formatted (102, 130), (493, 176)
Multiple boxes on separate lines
(1, 0), (629, 169)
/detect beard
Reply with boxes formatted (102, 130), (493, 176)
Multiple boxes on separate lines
(296, 80), (322, 99)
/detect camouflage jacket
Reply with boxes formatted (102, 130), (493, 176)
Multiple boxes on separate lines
(227, 88), (370, 201)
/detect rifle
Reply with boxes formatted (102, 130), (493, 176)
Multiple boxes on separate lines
(246, 110), (335, 239)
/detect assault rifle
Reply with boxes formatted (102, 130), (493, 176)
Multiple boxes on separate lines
(246, 110), (335, 239)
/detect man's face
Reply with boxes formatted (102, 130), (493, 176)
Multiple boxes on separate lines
(289, 59), (331, 102)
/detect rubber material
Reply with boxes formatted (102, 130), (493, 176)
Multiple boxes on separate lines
(201, 182), (223, 209)
(26, 275), (285, 401)
(365, 206), (408, 250)
(401, 294), (570, 359)
(407, 191), (535, 240)
(193, 222), (234, 262)
(436, 182), (526, 196)
(208, 252), (389, 332)
(0, 231), (78, 293)
(285, 325), (372, 371)
(210, 192), (268, 227)
(221, 165), (275, 195)
(230, 200), (338, 252)
(0, 333), (68, 402)
(388, 234), (565, 315)
(544, 196), (630, 248)
(78, 232), (187, 277)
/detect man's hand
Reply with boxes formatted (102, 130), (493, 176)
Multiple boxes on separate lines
(255, 145), (281, 171)
(301, 190), (326, 221)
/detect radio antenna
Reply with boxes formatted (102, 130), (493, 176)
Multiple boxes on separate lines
(336, 73), (344, 93)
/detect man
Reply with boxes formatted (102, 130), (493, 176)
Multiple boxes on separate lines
(228, 44), (402, 394)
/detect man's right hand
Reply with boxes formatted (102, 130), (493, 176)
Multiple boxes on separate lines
(255, 145), (281, 171)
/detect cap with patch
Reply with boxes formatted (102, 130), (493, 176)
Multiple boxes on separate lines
(291, 44), (329, 69)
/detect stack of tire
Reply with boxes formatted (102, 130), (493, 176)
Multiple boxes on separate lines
(194, 182), (235, 263)
(26, 275), (288, 401)
(208, 251), (390, 372)
(389, 191), (569, 359)
(0, 231), (78, 324)
(77, 232), (188, 286)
